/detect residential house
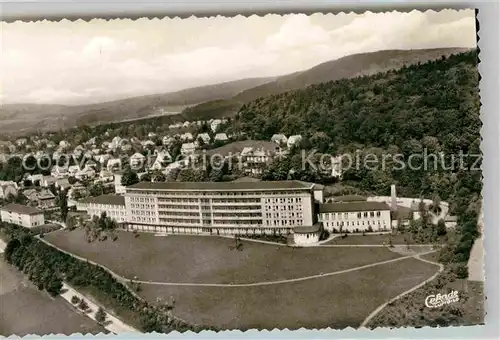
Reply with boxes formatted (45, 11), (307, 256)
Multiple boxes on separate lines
(16, 138), (28, 146)
(99, 170), (114, 183)
(27, 174), (44, 186)
(181, 142), (196, 156)
(197, 133), (211, 145)
(55, 178), (71, 191)
(151, 151), (172, 171)
(51, 166), (69, 178)
(0, 181), (18, 199)
(106, 158), (122, 172)
(271, 134), (288, 145)
(130, 153), (146, 168)
(0, 203), (45, 228)
(182, 121), (191, 128)
(68, 165), (80, 176)
(59, 140), (70, 149)
(210, 119), (222, 133)
(37, 189), (57, 209)
(241, 147), (272, 176)
(162, 136), (174, 146)
(214, 133), (228, 142)
(148, 132), (157, 138)
(111, 136), (123, 149)
(41, 176), (57, 188)
(287, 135), (302, 149)
(180, 132), (193, 142)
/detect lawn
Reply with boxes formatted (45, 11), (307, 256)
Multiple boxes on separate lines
(136, 257), (439, 330)
(0, 258), (106, 336)
(44, 229), (403, 284)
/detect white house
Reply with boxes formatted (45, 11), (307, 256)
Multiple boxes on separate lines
(180, 132), (194, 141)
(130, 153), (146, 168)
(181, 142), (196, 156)
(59, 140), (70, 149)
(151, 151), (172, 171)
(107, 158), (122, 171)
(0, 203), (45, 228)
(99, 170), (114, 182)
(197, 133), (211, 144)
(214, 133), (228, 142)
(271, 134), (288, 145)
(182, 121), (191, 128)
(16, 138), (28, 146)
(0, 181), (18, 199)
(68, 165), (80, 176)
(287, 135), (302, 148)
(148, 132), (157, 138)
(51, 166), (69, 178)
(210, 119), (222, 133)
(162, 136), (174, 146)
(110, 136), (123, 149)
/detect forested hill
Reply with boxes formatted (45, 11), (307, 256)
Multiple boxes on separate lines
(233, 50), (480, 154)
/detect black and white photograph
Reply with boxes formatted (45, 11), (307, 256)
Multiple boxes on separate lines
(0, 9), (483, 335)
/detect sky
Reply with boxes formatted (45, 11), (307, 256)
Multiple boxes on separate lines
(1, 9), (476, 105)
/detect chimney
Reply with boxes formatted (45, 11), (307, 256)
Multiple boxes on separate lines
(390, 184), (397, 211)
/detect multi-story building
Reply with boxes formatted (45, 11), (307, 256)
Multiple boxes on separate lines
(0, 203), (45, 228)
(124, 181), (324, 235)
(318, 201), (391, 233)
(76, 195), (127, 223)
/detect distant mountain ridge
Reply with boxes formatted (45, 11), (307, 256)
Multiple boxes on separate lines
(0, 47), (470, 135)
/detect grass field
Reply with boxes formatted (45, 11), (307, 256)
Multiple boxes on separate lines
(44, 229), (403, 284)
(0, 257), (106, 336)
(136, 257), (439, 330)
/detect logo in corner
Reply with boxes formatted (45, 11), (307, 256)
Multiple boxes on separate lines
(425, 290), (460, 308)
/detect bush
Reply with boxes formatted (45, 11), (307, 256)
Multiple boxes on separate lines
(95, 307), (107, 323)
(78, 298), (89, 311)
(71, 295), (80, 304)
(454, 263), (469, 279)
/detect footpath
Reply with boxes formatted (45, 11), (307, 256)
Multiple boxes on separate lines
(60, 283), (140, 334)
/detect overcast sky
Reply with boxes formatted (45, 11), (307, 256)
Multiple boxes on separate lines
(1, 9), (476, 105)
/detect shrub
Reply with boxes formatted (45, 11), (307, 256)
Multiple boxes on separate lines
(95, 307), (107, 323)
(71, 295), (80, 304)
(78, 298), (89, 311)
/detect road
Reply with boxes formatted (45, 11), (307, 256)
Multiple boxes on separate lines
(359, 252), (444, 328)
(467, 202), (484, 282)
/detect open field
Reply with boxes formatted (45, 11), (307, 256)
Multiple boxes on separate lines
(0, 257), (106, 336)
(136, 257), (439, 330)
(44, 229), (403, 284)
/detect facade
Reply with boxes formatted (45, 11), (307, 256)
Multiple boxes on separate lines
(293, 225), (320, 246)
(76, 195), (127, 223)
(124, 180), (321, 235)
(114, 173), (126, 195)
(0, 203), (45, 228)
(318, 201), (391, 233)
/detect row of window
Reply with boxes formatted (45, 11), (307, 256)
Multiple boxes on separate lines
(265, 219), (303, 226)
(265, 205), (303, 212)
(265, 212), (304, 219)
(325, 220), (387, 227)
(129, 197), (155, 203)
(264, 197), (303, 204)
(158, 211), (199, 217)
(128, 190), (307, 196)
(130, 210), (156, 216)
(129, 203), (155, 209)
(157, 204), (199, 210)
(321, 211), (382, 219)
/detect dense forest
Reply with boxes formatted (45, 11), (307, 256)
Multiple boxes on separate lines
(235, 50), (481, 261)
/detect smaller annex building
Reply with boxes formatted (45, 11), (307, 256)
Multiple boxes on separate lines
(293, 224), (321, 246)
(318, 201), (391, 233)
(76, 195), (127, 223)
(0, 203), (45, 228)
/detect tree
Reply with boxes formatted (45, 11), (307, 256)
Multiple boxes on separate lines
(152, 171), (166, 183)
(95, 307), (107, 324)
(68, 176), (77, 185)
(71, 295), (80, 304)
(57, 189), (68, 222)
(78, 298), (89, 311)
(437, 219), (447, 236)
(4, 238), (21, 263)
(46, 275), (63, 297)
(121, 168), (139, 186)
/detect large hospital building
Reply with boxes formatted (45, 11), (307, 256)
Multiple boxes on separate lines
(77, 180), (393, 243)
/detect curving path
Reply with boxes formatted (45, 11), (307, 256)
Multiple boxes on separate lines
(359, 251), (444, 328)
(134, 250), (439, 287)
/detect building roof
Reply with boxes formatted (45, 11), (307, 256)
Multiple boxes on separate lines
(332, 195), (367, 202)
(127, 180), (315, 192)
(294, 224), (321, 234)
(79, 194), (126, 206)
(319, 201), (391, 213)
(1, 203), (43, 215)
